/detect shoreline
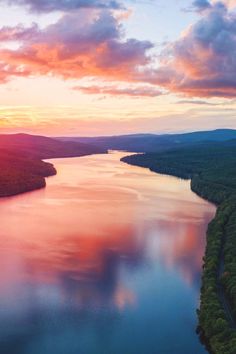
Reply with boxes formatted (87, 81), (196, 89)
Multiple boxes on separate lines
(121, 153), (236, 354)
(0, 151), (108, 199)
(0, 133), (108, 198)
(0, 159), (57, 198)
(2, 148), (235, 353)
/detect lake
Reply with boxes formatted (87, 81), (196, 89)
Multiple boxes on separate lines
(0, 151), (216, 354)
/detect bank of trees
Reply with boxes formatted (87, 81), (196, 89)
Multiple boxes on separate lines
(0, 152), (56, 197)
(0, 133), (107, 198)
(122, 141), (236, 354)
(198, 200), (236, 354)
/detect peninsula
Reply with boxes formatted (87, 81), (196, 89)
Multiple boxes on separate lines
(0, 133), (107, 197)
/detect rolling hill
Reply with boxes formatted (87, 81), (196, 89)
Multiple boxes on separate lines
(58, 129), (236, 153)
(0, 133), (107, 197)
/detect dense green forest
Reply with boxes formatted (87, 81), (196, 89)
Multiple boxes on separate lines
(122, 141), (236, 354)
(0, 133), (107, 197)
(3, 132), (236, 352)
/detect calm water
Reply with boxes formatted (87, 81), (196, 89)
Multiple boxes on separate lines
(0, 151), (215, 354)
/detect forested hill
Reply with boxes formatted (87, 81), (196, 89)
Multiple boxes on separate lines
(122, 140), (236, 354)
(122, 139), (236, 204)
(58, 129), (236, 153)
(0, 133), (107, 197)
(0, 133), (107, 159)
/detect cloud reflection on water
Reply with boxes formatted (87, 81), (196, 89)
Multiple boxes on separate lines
(0, 152), (215, 354)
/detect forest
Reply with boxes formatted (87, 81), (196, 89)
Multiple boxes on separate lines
(0, 133), (107, 197)
(2, 132), (236, 352)
(122, 140), (236, 354)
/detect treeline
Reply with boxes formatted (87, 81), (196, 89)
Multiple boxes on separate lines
(0, 133), (107, 197)
(121, 142), (236, 354)
(0, 151), (57, 197)
(198, 199), (236, 354)
(223, 207), (236, 320)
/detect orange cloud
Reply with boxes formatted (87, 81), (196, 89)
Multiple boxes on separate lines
(0, 10), (153, 84)
(0, 2), (236, 99)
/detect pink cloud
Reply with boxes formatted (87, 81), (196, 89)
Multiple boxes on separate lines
(216, 0), (236, 9)
(142, 1), (236, 97)
(73, 84), (163, 97)
(0, 10), (153, 83)
(1, 1), (236, 99)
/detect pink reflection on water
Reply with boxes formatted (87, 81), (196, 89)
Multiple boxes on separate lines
(0, 152), (215, 311)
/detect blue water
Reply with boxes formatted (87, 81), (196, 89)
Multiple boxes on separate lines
(0, 152), (215, 354)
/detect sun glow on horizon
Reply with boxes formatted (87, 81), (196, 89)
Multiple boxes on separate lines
(0, 0), (235, 135)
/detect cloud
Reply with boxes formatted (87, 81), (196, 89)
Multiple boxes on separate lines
(0, 9), (153, 83)
(177, 99), (227, 105)
(217, 0), (236, 9)
(73, 84), (163, 97)
(1, 0), (236, 100)
(192, 0), (236, 11)
(0, 23), (38, 42)
(142, 2), (236, 98)
(1, 0), (123, 12)
(192, 0), (211, 12)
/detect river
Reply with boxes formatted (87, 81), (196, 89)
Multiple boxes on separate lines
(0, 151), (216, 354)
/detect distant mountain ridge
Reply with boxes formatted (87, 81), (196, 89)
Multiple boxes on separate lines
(57, 129), (236, 153)
(1, 129), (235, 198)
(0, 133), (107, 158)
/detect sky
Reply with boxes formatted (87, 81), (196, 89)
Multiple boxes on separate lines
(0, 0), (236, 136)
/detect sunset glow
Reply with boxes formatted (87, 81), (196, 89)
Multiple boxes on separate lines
(1, 3), (236, 352)
(0, 0), (235, 135)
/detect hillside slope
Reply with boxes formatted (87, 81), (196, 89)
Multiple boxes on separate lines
(122, 140), (236, 354)
(0, 133), (106, 158)
(0, 134), (107, 197)
(58, 129), (236, 153)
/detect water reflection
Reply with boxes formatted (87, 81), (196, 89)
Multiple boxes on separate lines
(0, 152), (215, 354)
